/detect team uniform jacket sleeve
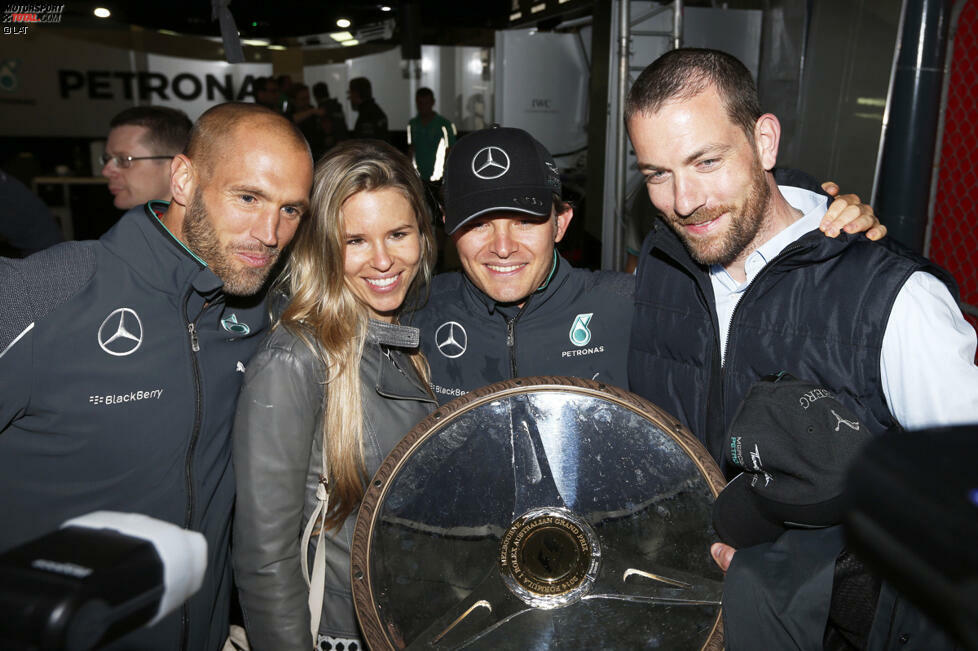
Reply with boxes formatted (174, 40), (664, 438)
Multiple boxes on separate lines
(880, 271), (978, 428)
(0, 260), (34, 431)
(232, 340), (323, 651)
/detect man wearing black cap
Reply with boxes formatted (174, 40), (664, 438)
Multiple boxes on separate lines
(410, 126), (633, 402)
(410, 126), (880, 403)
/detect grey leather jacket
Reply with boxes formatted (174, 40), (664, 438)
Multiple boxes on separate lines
(232, 320), (436, 650)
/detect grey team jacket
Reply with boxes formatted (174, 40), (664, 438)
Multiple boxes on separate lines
(409, 255), (634, 404)
(0, 204), (270, 651)
(231, 320), (435, 649)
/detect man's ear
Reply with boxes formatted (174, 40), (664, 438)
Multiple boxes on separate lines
(169, 154), (195, 207)
(753, 113), (781, 171)
(553, 203), (574, 244)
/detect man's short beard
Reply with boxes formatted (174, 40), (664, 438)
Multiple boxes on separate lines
(670, 158), (771, 268)
(183, 188), (280, 296)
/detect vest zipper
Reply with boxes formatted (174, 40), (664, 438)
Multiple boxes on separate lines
(716, 242), (806, 461)
(179, 294), (206, 651)
(722, 241), (804, 368)
(656, 228), (811, 473)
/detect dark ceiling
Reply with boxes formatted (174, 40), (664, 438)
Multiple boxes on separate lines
(63, 1), (512, 43)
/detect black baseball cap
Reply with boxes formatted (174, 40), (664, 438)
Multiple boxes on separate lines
(713, 373), (874, 549)
(443, 125), (561, 234)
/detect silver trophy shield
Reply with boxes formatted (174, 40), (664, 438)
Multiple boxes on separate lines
(352, 377), (726, 650)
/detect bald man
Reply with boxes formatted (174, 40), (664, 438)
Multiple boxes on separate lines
(0, 103), (313, 651)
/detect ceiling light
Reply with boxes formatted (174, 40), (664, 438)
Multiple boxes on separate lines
(242, 38), (270, 46)
(329, 31), (354, 42)
(336, 18), (351, 28)
(267, 45), (287, 51)
(158, 29), (179, 36)
(93, 7), (110, 18)
(380, 5), (392, 10)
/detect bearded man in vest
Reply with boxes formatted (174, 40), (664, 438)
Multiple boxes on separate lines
(625, 48), (978, 649)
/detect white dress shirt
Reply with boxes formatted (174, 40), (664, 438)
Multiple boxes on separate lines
(709, 185), (978, 429)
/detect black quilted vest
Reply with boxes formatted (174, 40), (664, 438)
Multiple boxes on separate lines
(628, 220), (956, 478)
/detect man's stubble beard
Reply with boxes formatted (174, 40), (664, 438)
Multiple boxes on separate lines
(670, 157), (771, 268)
(183, 188), (280, 296)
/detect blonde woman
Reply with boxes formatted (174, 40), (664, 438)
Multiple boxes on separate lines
(232, 140), (436, 651)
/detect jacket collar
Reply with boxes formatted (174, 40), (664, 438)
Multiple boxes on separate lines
(647, 216), (857, 278)
(648, 218), (704, 277)
(460, 251), (572, 319)
(366, 319), (421, 348)
(100, 201), (224, 298)
(366, 319), (434, 404)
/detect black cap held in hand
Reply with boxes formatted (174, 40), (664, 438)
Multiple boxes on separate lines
(443, 125), (561, 234)
(713, 373), (874, 549)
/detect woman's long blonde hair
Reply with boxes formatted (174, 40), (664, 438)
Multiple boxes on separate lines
(277, 139), (434, 531)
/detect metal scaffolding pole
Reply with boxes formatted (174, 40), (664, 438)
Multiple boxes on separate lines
(612, 0), (631, 272)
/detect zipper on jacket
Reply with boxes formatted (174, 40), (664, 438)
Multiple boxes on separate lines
(179, 292), (207, 651)
(183, 300), (207, 525)
(187, 322), (199, 352)
(503, 295), (534, 379)
(506, 317), (518, 378)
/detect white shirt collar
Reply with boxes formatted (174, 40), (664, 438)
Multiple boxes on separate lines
(710, 185), (829, 292)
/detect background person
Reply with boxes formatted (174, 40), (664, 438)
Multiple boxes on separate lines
(407, 86), (457, 269)
(232, 140), (436, 651)
(0, 102), (313, 651)
(348, 76), (389, 142)
(276, 74), (294, 113)
(289, 83), (327, 161)
(100, 105), (191, 211)
(312, 81), (349, 151)
(408, 87), (457, 184)
(253, 76), (281, 112)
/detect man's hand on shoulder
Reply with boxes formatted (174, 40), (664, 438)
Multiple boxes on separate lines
(819, 182), (887, 241)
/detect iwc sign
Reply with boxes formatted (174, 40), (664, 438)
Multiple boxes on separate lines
(351, 377), (725, 650)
